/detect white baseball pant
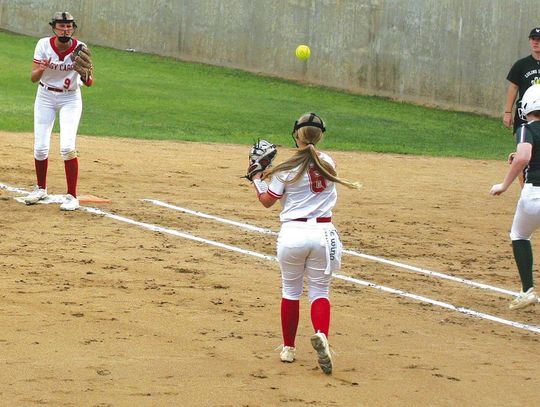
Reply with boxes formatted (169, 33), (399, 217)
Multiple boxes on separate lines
(510, 183), (540, 240)
(33, 86), (82, 160)
(277, 221), (342, 303)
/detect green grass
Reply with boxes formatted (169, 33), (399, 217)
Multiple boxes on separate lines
(0, 30), (513, 159)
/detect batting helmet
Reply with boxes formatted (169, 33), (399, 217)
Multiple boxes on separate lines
(49, 11), (77, 28)
(519, 84), (540, 120)
(49, 12), (77, 43)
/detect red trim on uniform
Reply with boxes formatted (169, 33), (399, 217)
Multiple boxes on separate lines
(49, 37), (78, 61)
(267, 189), (282, 199)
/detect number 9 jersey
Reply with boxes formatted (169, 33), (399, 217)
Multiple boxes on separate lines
(267, 152), (337, 222)
(33, 37), (86, 90)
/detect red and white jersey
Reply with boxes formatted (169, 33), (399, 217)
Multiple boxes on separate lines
(267, 152), (337, 222)
(33, 37), (85, 90)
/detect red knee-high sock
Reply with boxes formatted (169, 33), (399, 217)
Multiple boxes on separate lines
(64, 157), (78, 197)
(35, 158), (48, 189)
(281, 298), (300, 347)
(311, 298), (331, 338)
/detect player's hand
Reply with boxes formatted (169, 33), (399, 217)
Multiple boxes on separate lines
(490, 183), (506, 196)
(503, 112), (513, 129)
(38, 58), (51, 72)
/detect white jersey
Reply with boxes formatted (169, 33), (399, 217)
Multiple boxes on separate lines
(267, 152), (337, 222)
(33, 37), (85, 91)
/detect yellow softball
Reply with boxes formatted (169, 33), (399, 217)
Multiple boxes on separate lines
(295, 45), (311, 61)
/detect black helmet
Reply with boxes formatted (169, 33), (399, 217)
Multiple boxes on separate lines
(291, 112), (326, 135)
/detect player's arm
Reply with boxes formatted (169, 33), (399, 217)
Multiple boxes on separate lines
(252, 173), (278, 208)
(508, 152), (525, 188)
(503, 82), (518, 129)
(258, 191), (278, 208)
(30, 58), (50, 83)
(490, 142), (532, 195)
(518, 172), (525, 188)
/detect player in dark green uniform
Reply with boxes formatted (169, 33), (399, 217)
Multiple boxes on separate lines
(504, 28), (540, 134)
(491, 84), (540, 310)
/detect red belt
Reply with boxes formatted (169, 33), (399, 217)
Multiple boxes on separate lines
(292, 217), (332, 223)
(39, 81), (72, 92)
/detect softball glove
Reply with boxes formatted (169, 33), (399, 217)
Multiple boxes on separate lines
(73, 44), (93, 82)
(245, 139), (277, 181)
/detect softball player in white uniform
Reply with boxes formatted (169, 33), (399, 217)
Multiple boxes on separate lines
(252, 113), (360, 374)
(491, 84), (540, 310)
(25, 11), (93, 211)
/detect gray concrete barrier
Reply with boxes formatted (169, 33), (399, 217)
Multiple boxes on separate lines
(1, 0), (538, 117)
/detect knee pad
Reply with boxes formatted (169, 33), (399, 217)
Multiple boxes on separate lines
(61, 149), (77, 160)
(34, 148), (48, 161)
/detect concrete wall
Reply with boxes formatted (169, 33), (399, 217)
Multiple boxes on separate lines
(1, 0), (538, 116)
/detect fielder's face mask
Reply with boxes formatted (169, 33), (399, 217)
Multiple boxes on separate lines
(291, 113), (326, 147)
(50, 12), (77, 43)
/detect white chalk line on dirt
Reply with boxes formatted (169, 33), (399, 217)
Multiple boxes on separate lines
(81, 206), (277, 261)
(142, 199), (520, 298)
(2, 183), (539, 334)
(0, 183), (27, 194)
(83, 207), (540, 335)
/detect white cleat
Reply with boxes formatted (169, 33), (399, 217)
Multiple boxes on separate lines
(311, 331), (332, 375)
(509, 287), (538, 310)
(60, 194), (80, 211)
(23, 186), (47, 205)
(280, 346), (296, 363)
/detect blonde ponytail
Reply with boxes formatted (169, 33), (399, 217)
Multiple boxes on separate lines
(263, 113), (361, 190)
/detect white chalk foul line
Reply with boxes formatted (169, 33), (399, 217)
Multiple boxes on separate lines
(342, 250), (519, 297)
(2, 184), (539, 334)
(80, 207), (540, 335)
(0, 182), (28, 194)
(335, 274), (540, 334)
(0, 184), (271, 262)
(142, 199), (520, 298)
(142, 199), (276, 235)
(81, 207), (277, 262)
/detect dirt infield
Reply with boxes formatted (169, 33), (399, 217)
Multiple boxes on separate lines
(1, 131), (539, 406)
